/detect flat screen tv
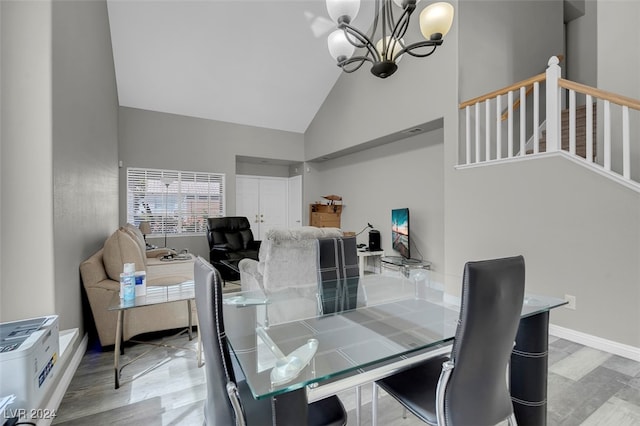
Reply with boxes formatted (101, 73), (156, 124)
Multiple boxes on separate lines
(391, 208), (410, 259)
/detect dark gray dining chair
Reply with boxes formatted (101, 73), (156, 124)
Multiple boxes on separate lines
(376, 255), (526, 425)
(193, 256), (347, 426)
(317, 236), (361, 315)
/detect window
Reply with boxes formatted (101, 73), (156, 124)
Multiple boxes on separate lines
(126, 167), (225, 236)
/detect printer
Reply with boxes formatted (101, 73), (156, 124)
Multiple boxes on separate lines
(0, 316), (59, 416)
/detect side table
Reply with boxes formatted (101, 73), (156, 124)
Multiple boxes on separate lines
(356, 250), (385, 276)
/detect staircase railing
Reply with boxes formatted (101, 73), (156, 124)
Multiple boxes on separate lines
(459, 56), (640, 188)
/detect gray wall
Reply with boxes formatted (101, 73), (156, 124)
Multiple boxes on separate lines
(597, 0), (640, 182)
(305, 129), (445, 272)
(1, 0), (56, 320)
(447, 156), (640, 346)
(446, 0), (640, 346)
(52, 0), (120, 332)
(566, 0), (597, 87)
(304, 2), (459, 163)
(118, 107), (305, 258)
(305, 0), (640, 347)
(1, 0), (119, 336)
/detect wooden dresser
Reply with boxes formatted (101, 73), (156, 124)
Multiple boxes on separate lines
(309, 203), (342, 228)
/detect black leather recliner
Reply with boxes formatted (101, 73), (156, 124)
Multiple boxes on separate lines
(206, 217), (261, 281)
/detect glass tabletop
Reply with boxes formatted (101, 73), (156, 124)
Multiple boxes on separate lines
(222, 272), (566, 400)
(108, 280), (195, 311)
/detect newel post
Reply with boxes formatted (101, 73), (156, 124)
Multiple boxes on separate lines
(545, 56), (561, 152)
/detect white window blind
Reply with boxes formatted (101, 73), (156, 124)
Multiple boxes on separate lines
(126, 167), (225, 236)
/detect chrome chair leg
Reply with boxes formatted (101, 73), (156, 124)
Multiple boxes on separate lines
(355, 386), (361, 426)
(371, 383), (378, 426)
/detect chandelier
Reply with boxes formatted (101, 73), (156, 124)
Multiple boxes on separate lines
(326, 0), (454, 78)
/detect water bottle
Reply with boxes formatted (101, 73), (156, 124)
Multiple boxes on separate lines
(121, 263), (136, 301)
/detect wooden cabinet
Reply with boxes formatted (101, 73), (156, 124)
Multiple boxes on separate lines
(310, 204), (342, 228)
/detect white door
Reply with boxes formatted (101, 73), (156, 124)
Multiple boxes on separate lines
(288, 175), (302, 228)
(258, 178), (288, 240)
(236, 176), (289, 240)
(236, 176), (260, 237)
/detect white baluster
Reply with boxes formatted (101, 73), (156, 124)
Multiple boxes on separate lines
(586, 95), (593, 162)
(475, 102), (481, 163)
(569, 90), (576, 155)
(486, 99), (491, 161)
(604, 100), (611, 171)
(534, 82), (540, 153)
(623, 106), (630, 179)
(466, 106), (471, 165)
(496, 94), (502, 160)
(520, 86), (526, 156)
(508, 90), (514, 158)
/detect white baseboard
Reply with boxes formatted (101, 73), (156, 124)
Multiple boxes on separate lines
(549, 324), (640, 362)
(38, 331), (88, 426)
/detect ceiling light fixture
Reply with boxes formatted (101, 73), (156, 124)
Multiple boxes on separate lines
(326, 0), (454, 79)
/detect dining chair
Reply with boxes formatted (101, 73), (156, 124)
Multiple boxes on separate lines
(317, 236), (361, 315)
(375, 255), (526, 425)
(193, 256), (348, 426)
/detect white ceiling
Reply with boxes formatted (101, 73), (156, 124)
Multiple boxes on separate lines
(106, 0), (376, 134)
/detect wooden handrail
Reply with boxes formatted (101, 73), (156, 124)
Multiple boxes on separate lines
(558, 78), (640, 111)
(461, 55), (564, 114)
(459, 72), (546, 109)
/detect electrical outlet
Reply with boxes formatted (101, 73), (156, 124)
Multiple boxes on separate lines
(564, 294), (576, 310)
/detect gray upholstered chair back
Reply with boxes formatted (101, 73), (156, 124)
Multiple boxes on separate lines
(194, 256), (238, 425)
(444, 255), (525, 425)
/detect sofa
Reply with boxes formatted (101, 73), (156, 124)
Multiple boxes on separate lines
(206, 216), (261, 281)
(80, 223), (195, 347)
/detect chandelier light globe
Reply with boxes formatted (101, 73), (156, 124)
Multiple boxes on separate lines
(328, 30), (356, 61)
(419, 2), (454, 40)
(325, 0), (454, 79)
(326, 0), (360, 24)
(376, 36), (405, 63)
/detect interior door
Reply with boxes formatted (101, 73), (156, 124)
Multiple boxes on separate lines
(288, 175), (302, 228)
(258, 178), (288, 239)
(235, 176), (260, 237)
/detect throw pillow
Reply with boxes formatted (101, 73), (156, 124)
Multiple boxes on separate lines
(103, 228), (146, 281)
(123, 223), (147, 264)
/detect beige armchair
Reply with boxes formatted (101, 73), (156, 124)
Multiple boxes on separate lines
(80, 224), (194, 347)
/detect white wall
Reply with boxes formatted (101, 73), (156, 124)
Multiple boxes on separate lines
(1, 0), (56, 321)
(305, 129), (445, 271)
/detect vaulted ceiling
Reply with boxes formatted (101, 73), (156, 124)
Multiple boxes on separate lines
(106, 0), (376, 134)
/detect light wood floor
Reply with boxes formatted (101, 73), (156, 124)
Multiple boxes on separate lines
(53, 332), (640, 425)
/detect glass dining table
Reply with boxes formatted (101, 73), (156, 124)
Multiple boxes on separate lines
(222, 272), (566, 426)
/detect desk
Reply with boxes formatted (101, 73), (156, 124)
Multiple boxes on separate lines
(108, 281), (198, 389)
(223, 275), (565, 425)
